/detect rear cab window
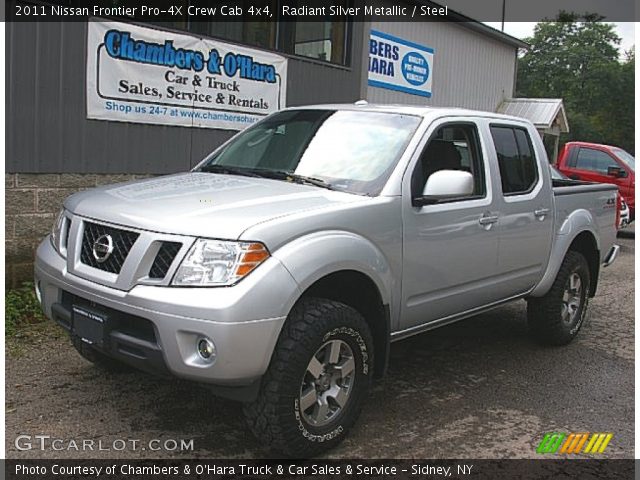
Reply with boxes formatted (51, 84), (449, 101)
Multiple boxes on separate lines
(490, 125), (539, 196)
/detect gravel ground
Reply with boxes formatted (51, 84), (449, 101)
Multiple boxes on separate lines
(5, 226), (634, 459)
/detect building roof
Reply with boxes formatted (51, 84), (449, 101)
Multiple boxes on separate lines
(498, 98), (570, 133)
(409, 1), (530, 49)
(458, 22), (529, 49)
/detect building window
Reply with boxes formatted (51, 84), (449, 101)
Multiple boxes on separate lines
(289, 21), (347, 64)
(189, 0), (277, 50)
(191, 20), (277, 50)
(40, 0), (349, 65)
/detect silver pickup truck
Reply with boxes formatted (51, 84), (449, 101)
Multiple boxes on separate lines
(35, 104), (619, 456)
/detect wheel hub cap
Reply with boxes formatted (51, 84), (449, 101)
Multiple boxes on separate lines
(299, 339), (355, 427)
(561, 272), (582, 325)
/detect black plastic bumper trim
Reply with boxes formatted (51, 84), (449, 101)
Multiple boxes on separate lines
(50, 298), (262, 402)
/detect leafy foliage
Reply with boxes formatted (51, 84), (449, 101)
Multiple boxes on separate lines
(517, 13), (635, 154)
(5, 282), (47, 336)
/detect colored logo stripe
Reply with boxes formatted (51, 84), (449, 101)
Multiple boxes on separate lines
(537, 433), (613, 454)
(583, 433), (613, 453)
(537, 433), (565, 453)
(559, 433), (589, 453)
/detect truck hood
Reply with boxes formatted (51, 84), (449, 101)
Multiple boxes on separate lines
(64, 172), (366, 239)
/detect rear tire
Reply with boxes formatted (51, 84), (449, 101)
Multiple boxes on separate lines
(527, 251), (591, 346)
(244, 297), (374, 457)
(71, 335), (131, 373)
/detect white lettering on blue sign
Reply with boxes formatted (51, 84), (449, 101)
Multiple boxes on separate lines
(368, 30), (434, 98)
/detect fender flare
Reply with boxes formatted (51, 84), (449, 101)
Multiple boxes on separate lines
(272, 230), (394, 307)
(272, 230), (394, 377)
(529, 209), (600, 298)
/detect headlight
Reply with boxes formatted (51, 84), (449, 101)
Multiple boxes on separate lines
(50, 210), (66, 255)
(172, 239), (270, 286)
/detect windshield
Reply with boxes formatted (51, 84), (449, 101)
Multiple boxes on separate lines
(197, 109), (422, 195)
(612, 147), (635, 171)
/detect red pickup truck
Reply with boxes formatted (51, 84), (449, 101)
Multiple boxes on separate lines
(557, 141), (635, 221)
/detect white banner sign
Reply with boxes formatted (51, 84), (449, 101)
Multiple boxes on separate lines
(368, 30), (434, 98)
(87, 20), (287, 130)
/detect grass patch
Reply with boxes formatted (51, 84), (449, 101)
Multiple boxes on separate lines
(6, 283), (67, 358)
(5, 282), (47, 336)
(5, 282), (67, 357)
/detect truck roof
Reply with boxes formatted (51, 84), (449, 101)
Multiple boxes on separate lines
(285, 102), (534, 125)
(564, 141), (621, 151)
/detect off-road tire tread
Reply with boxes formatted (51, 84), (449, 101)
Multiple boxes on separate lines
(243, 297), (373, 457)
(527, 250), (590, 346)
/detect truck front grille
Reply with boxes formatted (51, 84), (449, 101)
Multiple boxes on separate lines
(80, 222), (139, 274)
(149, 242), (182, 279)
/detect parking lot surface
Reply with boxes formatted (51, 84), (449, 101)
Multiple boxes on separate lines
(6, 228), (634, 459)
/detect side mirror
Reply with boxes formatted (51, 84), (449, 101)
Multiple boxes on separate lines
(607, 167), (628, 178)
(412, 170), (474, 207)
(608, 166), (627, 178)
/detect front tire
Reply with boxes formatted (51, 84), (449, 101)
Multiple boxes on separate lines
(527, 251), (591, 346)
(244, 297), (374, 457)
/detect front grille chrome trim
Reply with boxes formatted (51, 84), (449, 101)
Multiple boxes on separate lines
(66, 214), (194, 291)
(80, 222), (140, 274)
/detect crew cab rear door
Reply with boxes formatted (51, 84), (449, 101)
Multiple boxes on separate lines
(488, 122), (554, 295)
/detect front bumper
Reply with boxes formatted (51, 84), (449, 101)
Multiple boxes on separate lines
(35, 237), (301, 392)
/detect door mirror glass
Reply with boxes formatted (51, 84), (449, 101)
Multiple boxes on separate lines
(607, 166), (627, 178)
(413, 170), (474, 206)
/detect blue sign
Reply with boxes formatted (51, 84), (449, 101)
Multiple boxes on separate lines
(368, 30), (434, 98)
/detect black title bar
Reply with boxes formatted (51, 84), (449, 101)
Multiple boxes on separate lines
(4, 459), (636, 480)
(4, 0), (638, 23)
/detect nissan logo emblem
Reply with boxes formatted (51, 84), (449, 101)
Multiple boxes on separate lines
(92, 234), (114, 263)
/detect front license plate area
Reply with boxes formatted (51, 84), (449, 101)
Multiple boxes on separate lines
(72, 305), (107, 345)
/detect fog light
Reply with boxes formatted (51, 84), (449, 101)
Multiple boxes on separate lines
(197, 337), (216, 361)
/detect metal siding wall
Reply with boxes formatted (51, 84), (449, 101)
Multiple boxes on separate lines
(7, 21), (365, 174)
(366, 21), (517, 111)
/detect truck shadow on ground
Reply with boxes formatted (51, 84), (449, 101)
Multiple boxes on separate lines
(617, 229), (634, 240)
(93, 301), (543, 457)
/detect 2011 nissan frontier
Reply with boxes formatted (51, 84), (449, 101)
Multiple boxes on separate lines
(35, 104), (620, 456)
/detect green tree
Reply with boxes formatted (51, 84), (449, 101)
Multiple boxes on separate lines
(517, 13), (634, 154)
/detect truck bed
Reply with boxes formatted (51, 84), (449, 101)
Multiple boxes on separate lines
(552, 180), (618, 264)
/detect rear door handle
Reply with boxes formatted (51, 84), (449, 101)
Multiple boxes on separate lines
(534, 208), (550, 219)
(478, 214), (499, 226)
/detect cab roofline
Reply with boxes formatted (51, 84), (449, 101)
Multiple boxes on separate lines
(280, 103), (536, 125)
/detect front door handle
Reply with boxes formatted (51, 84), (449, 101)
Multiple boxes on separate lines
(534, 208), (550, 219)
(479, 214), (499, 227)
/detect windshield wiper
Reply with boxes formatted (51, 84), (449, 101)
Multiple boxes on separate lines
(254, 170), (336, 191)
(200, 165), (336, 191)
(198, 165), (263, 178)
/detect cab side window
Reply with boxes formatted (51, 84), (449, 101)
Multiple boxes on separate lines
(411, 123), (486, 201)
(575, 148), (619, 174)
(490, 126), (538, 195)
